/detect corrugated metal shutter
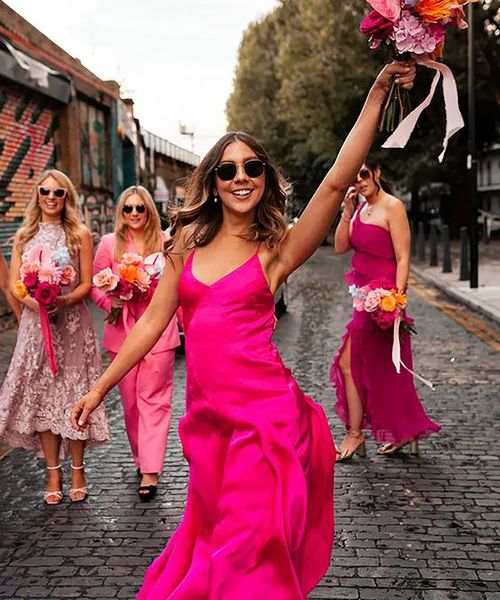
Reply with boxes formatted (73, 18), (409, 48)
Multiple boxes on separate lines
(0, 80), (60, 259)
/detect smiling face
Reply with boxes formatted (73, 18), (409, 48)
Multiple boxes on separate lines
(213, 141), (266, 217)
(122, 192), (149, 232)
(356, 164), (380, 199)
(37, 175), (67, 221)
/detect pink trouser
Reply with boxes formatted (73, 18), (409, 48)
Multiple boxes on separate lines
(109, 350), (175, 474)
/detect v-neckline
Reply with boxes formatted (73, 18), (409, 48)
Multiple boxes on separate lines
(190, 249), (260, 288)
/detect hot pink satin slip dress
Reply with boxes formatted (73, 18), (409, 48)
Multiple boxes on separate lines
(137, 246), (335, 600)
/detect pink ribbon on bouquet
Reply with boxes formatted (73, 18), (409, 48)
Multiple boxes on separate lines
(39, 306), (58, 376)
(382, 57), (465, 163)
(392, 315), (434, 389)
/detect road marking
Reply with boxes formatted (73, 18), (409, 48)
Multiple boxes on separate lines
(410, 276), (500, 351)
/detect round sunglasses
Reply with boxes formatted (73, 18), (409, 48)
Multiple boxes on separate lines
(357, 168), (371, 181)
(214, 159), (266, 182)
(38, 186), (67, 198)
(123, 204), (146, 214)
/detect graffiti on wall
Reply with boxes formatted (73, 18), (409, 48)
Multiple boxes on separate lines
(0, 85), (59, 253)
(80, 100), (107, 190)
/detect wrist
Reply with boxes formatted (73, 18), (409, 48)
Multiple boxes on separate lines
(368, 83), (387, 106)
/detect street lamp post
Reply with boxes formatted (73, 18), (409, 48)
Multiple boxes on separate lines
(468, 1), (478, 289)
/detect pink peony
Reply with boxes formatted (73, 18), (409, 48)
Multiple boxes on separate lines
(134, 268), (151, 293)
(60, 264), (76, 286)
(367, 0), (401, 22)
(353, 296), (366, 312)
(38, 266), (58, 283)
(23, 271), (39, 291)
(93, 267), (119, 292)
(34, 282), (60, 306)
(121, 253), (143, 266)
(360, 10), (394, 48)
(364, 290), (382, 312)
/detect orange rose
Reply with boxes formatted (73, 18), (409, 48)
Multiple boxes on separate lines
(395, 292), (407, 309)
(14, 279), (28, 299)
(380, 295), (397, 312)
(120, 264), (139, 284)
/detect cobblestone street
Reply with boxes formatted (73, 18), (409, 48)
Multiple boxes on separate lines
(1, 247), (499, 600)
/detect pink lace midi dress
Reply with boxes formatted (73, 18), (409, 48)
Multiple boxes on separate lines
(330, 204), (441, 443)
(137, 249), (335, 599)
(0, 222), (110, 458)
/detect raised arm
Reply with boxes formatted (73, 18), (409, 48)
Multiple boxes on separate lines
(387, 199), (411, 293)
(334, 187), (358, 255)
(71, 251), (184, 430)
(276, 62), (415, 280)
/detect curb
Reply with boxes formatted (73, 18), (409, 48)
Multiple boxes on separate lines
(411, 265), (500, 326)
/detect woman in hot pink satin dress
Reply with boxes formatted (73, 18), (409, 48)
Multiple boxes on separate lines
(331, 161), (440, 461)
(71, 63), (416, 598)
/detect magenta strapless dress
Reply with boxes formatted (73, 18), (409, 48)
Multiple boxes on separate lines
(330, 204), (441, 443)
(138, 249), (335, 600)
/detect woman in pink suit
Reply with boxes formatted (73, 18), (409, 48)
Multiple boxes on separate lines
(73, 62), (416, 598)
(331, 160), (440, 461)
(91, 185), (179, 500)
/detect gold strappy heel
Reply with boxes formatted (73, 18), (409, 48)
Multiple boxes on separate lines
(43, 464), (63, 505)
(377, 439), (419, 456)
(336, 430), (367, 462)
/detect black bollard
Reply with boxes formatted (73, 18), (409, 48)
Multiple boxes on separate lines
(410, 221), (417, 258)
(459, 226), (470, 281)
(442, 224), (452, 273)
(429, 224), (438, 267)
(484, 215), (489, 245)
(417, 222), (425, 261)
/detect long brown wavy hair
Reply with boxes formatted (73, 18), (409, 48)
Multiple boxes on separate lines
(16, 169), (83, 255)
(166, 132), (290, 253)
(114, 185), (164, 260)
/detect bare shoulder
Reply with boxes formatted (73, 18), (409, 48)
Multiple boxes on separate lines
(77, 224), (93, 243)
(385, 195), (407, 217)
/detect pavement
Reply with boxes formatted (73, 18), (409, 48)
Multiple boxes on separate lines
(1, 247), (500, 600)
(411, 239), (500, 325)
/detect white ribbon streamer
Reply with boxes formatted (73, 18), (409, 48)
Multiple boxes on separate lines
(392, 316), (434, 389)
(382, 57), (465, 163)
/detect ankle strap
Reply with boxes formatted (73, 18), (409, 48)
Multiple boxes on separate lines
(46, 464), (61, 470)
(71, 462), (86, 470)
(346, 429), (364, 439)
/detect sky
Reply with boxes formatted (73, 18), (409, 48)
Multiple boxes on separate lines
(3, 0), (279, 157)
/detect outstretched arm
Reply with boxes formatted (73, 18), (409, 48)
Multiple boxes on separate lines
(71, 251), (184, 429)
(276, 62), (415, 280)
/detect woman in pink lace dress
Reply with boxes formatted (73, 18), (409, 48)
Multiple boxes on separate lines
(0, 169), (110, 505)
(72, 63), (416, 598)
(331, 160), (440, 461)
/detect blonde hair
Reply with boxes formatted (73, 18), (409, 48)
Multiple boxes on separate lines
(114, 186), (164, 260)
(166, 132), (289, 254)
(16, 169), (83, 255)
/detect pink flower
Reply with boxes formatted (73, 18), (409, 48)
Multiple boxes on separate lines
(390, 10), (444, 55)
(23, 271), (39, 291)
(34, 282), (60, 306)
(38, 266), (58, 283)
(364, 290), (382, 312)
(115, 279), (133, 301)
(353, 296), (366, 312)
(21, 262), (39, 276)
(372, 309), (396, 330)
(121, 253), (143, 266)
(93, 267), (119, 292)
(367, 0), (401, 22)
(60, 264), (76, 286)
(134, 268), (151, 293)
(360, 10), (394, 48)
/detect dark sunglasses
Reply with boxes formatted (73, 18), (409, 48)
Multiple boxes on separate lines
(123, 204), (146, 214)
(357, 168), (371, 181)
(214, 159), (266, 182)
(38, 186), (67, 198)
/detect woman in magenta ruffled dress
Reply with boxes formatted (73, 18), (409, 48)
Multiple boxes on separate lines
(331, 160), (440, 461)
(72, 63), (416, 598)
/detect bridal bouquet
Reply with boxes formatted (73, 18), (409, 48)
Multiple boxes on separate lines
(360, 0), (476, 160)
(93, 252), (165, 325)
(15, 244), (76, 376)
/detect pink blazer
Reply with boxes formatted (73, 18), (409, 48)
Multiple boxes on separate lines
(91, 233), (180, 354)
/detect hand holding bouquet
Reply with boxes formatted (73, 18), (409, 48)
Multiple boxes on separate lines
(360, 0), (476, 160)
(93, 252), (165, 325)
(15, 244), (76, 376)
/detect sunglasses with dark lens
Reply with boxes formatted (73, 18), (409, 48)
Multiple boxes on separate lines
(358, 168), (371, 181)
(123, 204), (146, 214)
(214, 159), (266, 182)
(38, 186), (67, 198)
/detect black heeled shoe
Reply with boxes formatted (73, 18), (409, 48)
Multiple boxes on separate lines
(137, 485), (157, 502)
